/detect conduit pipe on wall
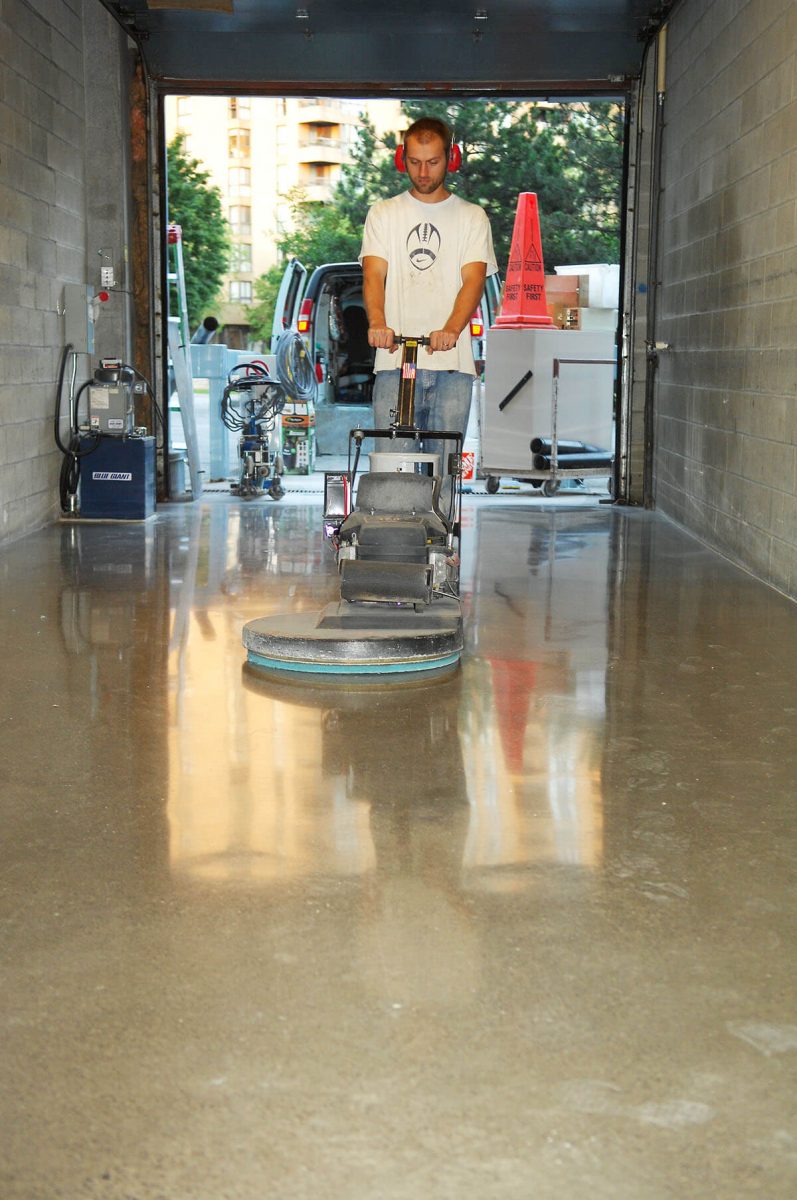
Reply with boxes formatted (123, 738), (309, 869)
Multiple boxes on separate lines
(642, 24), (668, 508)
(613, 92), (634, 505)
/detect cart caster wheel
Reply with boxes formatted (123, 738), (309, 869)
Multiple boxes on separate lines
(541, 478), (560, 497)
(268, 481), (285, 501)
(486, 475), (500, 495)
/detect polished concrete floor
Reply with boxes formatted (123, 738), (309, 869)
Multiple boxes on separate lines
(2, 488), (796, 1199)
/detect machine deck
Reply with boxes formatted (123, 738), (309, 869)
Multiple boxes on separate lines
(243, 599), (463, 678)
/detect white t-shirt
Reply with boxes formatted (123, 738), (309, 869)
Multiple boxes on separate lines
(360, 190), (498, 375)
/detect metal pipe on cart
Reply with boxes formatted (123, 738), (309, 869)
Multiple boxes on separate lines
(551, 364), (560, 478)
(533, 450), (613, 471)
(531, 437), (595, 456)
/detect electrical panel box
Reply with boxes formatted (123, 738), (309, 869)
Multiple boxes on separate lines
(63, 283), (95, 354)
(88, 381), (134, 435)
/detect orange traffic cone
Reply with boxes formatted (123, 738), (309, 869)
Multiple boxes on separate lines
(494, 193), (554, 328)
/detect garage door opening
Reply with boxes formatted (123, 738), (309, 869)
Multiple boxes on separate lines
(161, 94), (626, 491)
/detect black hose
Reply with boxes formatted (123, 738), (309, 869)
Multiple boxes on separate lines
(59, 451), (80, 510)
(221, 373), (284, 433)
(121, 362), (162, 444)
(53, 343), (75, 456)
(69, 382), (101, 456)
(53, 350), (101, 512)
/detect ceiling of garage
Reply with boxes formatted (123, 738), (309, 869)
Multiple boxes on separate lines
(105, 0), (673, 93)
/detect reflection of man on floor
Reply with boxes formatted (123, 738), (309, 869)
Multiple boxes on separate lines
(321, 675), (478, 1005)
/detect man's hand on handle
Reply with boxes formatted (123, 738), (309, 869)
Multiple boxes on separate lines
(367, 326), (459, 353)
(367, 326), (398, 352)
(426, 329), (459, 354)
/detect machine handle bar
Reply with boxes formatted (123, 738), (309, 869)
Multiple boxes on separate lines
(394, 334), (431, 346)
(350, 428), (462, 446)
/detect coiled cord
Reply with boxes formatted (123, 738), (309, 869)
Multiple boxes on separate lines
(275, 330), (317, 403)
(54, 346), (101, 511)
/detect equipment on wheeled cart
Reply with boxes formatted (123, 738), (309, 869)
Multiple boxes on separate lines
(220, 362), (286, 500)
(480, 327), (615, 497)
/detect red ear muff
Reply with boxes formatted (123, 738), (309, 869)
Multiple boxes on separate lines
(395, 143), (463, 173)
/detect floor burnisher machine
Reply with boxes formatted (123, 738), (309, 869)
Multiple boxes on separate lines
(242, 336), (464, 680)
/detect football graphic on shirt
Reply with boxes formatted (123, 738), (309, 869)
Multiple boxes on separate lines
(406, 222), (441, 271)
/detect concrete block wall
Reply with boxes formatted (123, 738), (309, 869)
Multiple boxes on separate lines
(0, 0), (133, 544)
(655, 0), (797, 597)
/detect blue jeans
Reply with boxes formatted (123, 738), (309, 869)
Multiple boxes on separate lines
(372, 369), (473, 470)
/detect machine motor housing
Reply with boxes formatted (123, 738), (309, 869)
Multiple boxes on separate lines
(89, 362), (135, 436)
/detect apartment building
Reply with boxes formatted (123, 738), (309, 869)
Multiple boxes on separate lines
(163, 95), (403, 336)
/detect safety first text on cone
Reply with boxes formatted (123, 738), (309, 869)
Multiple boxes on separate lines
(494, 192), (554, 328)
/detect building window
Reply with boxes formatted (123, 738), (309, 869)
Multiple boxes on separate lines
(228, 166), (251, 197)
(230, 243), (252, 272)
(302, 123), (341, 150)
(228, 206), (251, 235)
(177, 96), (192, 118)
(228, 129), (251, 158)
(229, 96), (251, 120)
(229, 281), (253, 303)
(303, 163), (331, 184)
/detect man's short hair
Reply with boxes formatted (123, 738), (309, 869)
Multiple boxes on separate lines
(404, 117), (453, 158)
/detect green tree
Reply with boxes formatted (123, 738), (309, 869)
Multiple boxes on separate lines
(166, 134), (231, 329)
(247, 100), (623, 340)
(246, 187), (363, 342)
(333, 114), (401, 229)
(277, 186), (362, 267)
(399, 99), (623, 273)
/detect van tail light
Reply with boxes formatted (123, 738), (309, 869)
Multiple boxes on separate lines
(470, 306), (484, 338)
(297, 298), (313, 334)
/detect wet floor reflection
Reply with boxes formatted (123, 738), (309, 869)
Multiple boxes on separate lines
(166, 503), (352, 884)
(7, 495), (797, 1197)
(164, 500), (613, 889)
(463, 508), (610, 881)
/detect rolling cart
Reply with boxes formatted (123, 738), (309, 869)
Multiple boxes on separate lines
(480, 327), (615, 496)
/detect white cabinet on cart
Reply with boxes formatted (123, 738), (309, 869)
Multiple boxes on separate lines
(480, 327), (615, 495)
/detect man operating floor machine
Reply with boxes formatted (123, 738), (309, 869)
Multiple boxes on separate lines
(242, 335), (464, 680)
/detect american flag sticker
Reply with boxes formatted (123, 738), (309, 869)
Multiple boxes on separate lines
(402, 363), (416, 380)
